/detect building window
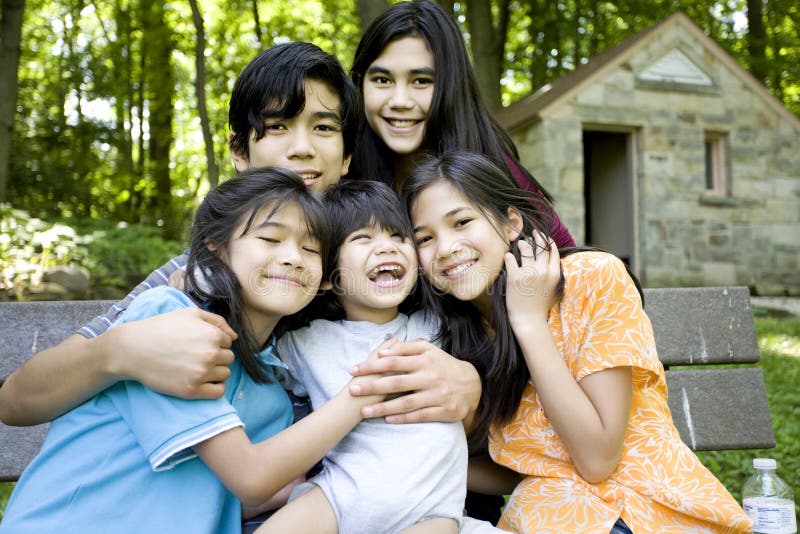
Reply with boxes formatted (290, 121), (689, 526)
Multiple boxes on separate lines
(704, 131), (727, 196)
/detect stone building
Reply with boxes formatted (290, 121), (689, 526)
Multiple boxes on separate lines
(496, 12), (800, 295)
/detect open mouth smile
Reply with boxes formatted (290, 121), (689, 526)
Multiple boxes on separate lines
(367, 262), (407, 287)
(442, 260), (475, 279)
(384, 118), (423, 129)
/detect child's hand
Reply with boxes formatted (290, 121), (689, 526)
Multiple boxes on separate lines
(367, 336), (398, 361)
(503, 231), (560, 332)
(349, 340), (481, 424)
(116, 307), (236, 399)
(346, 337), (398, 408)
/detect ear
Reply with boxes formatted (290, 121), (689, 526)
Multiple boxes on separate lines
(205, 240), (222, 258)
(340, 154), (352, 177)
(228, 131), (250, 172)
(505, 207), (523, 242)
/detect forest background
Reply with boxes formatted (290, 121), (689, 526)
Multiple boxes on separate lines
(1, 0), (799, 517)
(0, 0), (798, 297)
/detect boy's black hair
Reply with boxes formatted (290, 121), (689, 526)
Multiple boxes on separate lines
(186, 166), (330, 383)
(228, 41), (359, 160)
(313, 180), (418, 320)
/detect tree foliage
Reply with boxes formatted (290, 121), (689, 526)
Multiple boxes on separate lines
(4, 0), (798, 239)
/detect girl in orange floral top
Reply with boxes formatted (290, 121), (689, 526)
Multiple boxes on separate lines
(403, 152), (752, 533)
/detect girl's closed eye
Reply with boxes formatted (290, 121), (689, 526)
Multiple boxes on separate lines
(415, 234), (432, 246)
(301, 235), (322, 255)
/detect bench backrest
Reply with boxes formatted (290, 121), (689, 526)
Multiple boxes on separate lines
(645, 287), (775, 451)
(0, 287), (775, 482)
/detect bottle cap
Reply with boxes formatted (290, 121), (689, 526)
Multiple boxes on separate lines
(753, 458), (777, 470)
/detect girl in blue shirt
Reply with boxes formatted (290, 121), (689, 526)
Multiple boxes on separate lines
(0, 167), (383, 534)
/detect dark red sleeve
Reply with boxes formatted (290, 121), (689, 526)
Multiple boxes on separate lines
(504, 154), (576, 248)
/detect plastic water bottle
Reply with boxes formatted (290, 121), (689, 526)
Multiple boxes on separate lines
(742, 458), (797, 534)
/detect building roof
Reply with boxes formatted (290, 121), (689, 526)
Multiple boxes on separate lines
(494, 11), (800, 133)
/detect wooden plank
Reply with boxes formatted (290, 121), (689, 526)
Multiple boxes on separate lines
(0, 287), (762, 374)
(644, 287), (760, 366)
(0, 300), (111, 379)
(0, 424), (48, 482)
(666, 368), (776, 450)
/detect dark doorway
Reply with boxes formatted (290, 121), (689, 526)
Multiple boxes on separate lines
(583, 130), (635, 268)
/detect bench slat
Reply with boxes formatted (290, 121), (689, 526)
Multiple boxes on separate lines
(0, 424), (48, 482)
(666, 368), (775, 450)
(0, 288), (765, 374)
(0, 300), (111, 379)
(644, 287), (760, 366)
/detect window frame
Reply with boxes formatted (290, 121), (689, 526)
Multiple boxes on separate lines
(704, 131), (728, 197)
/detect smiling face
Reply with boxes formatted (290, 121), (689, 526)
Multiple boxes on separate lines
(231, 80), (351, 193)
(224, 201), (324, 337)
(333, 224), (418, 324)
(362, 36), (435, 157)
(411, 180), (520, 317)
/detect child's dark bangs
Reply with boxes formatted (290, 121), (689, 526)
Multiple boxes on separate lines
(345, 203), (411, 240)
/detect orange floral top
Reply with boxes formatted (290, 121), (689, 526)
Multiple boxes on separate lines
(489, 252), (752, 533)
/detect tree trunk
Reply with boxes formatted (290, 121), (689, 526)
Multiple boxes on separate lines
(0, 0), (25, 202)
(117, 1), (136, 219)
(251, 0), (262, 45)
(465, 0), (509, 111)
(746, 0), (767, 85)
(189, 0), (219, 188)
(135, 34), (145, 216)
(357, 0), (387, 33)
(141, 0), (175, 236)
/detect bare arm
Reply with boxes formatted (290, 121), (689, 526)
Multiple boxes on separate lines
(194, 379), (381, 508)
(348, 339), (481, 426)
(241, 476), (306, 519)
(0, 307), (236, 426)
(504, 237), (632, 483)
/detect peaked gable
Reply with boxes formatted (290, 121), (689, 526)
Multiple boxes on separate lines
(496, 11), (800, 133)
(638, 49), (714, 87)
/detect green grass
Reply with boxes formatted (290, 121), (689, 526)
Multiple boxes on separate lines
(695, 312), (800, 517)
(0, 483), (9, 519)
(1, 311), (798, 520)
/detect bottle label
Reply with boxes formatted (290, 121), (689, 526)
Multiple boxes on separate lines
(743, 497), (797, 534)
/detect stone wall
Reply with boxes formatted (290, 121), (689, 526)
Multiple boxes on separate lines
(507, 23), (800, 295)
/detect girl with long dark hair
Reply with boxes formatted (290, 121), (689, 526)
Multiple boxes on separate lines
(403, 152), (751, 533)
(349, 0), (574, 249)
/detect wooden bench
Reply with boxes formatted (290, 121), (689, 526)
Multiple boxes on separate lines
(0, 286), (776, 483)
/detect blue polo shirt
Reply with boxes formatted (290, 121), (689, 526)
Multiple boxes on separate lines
(1, 287), (294, 534)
